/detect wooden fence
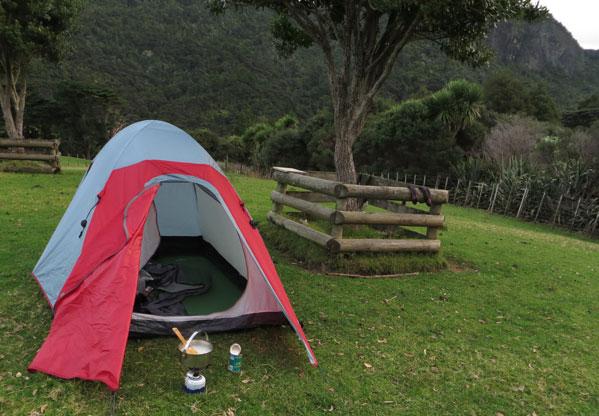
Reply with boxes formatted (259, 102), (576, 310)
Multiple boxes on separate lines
(0, 139), (61, 173)
(267, 167), (448, 253)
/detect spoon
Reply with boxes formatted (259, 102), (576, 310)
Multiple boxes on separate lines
(172, 327), (197, 354)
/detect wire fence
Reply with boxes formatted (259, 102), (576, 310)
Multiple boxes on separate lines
(366, 172), (599, 238)
(217, 160), (599, 238)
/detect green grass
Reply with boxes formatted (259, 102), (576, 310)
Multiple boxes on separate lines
(0, 164), (598, 415)
(262, 222), (448, 275)
(0, 156), (89, 173)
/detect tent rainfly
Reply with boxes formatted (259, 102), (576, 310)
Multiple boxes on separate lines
(29, 120), (317, 390)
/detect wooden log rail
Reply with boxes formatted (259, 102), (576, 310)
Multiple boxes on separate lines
(268, 168), (448, 254)
(0, 139), (61, 172)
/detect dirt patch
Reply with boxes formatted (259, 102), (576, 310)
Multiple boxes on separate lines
(447, 259), (478, 273)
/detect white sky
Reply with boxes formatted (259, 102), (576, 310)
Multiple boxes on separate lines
(539, 0), (599, 50)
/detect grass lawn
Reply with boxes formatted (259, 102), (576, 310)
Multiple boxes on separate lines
(0, 160), (597, 415)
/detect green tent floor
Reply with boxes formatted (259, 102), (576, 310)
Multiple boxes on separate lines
(152, 239), (246, 315)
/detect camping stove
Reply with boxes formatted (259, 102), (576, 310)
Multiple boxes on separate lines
(184, 370), (206, 394)
(178, 331), (212, 394)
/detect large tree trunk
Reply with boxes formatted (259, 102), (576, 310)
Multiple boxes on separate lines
(333, 129), (357, 185)
(284, 4), (421, 210)
(331, 91), (372, 210)
(0, 86), (19, 139)
(0, 67), (26, 140)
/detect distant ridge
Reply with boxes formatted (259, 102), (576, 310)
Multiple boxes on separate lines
(30, 1), (599, 134)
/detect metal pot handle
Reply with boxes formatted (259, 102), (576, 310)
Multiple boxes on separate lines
(183, 330), (209, 352)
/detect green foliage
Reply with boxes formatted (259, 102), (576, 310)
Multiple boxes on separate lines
(527, 83), (560, 122)
(21, 1), (595, 149)
(27, 0), (331, 137)
(187, 128), (223, 159)
(355, 99), (458, 174)
(255, 127), (307, 170)
(355, 80), (484, 173)
(483, 70), (559, 122)
(261, 222), (447, 275)
(483, 70), (529, 114)
(426, 79), (483, 135)
(221, 134), (245, 161)
(213, 0), (546, 181)
(271, 14), (313, 58)
(303, 108), (335, 171)
(235, 114), (308, 169)
(563, 94), (599, 128)
(562, 108), (599, 128)
(0, 0), (81, 64)
(214, 0), (546, 67)
(26, 80), (122, 158)
(0, 0), (81, 139)
(577, 94), (599, 110)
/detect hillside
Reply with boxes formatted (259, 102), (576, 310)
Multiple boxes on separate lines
(29, 1), (599, 135)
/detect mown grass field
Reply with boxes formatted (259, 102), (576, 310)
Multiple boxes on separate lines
(0, 158), (597, 415)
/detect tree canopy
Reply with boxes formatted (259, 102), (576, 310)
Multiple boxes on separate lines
(0, 0), (81, 139)
(209, 0), (547, 189)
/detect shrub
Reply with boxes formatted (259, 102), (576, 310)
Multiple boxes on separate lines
(355, 99), (462, 174)
(482, 115), (546, 164)
(255, 127), (308, 170)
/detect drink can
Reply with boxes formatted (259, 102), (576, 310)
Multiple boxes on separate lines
(228, 343), (242, 373)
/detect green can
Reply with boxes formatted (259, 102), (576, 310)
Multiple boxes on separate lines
(228, 343), (242, 373)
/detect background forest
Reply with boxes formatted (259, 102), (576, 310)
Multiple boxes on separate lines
(18, 0), (599, 197)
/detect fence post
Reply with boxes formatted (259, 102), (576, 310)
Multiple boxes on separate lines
(434, 175), (440, 189)
(476, 184), (484, 208)
(404, 173), (408, 183)
(504, 188), (513, 214)
(593, 211), (599, 235)
(489, 183), (500, 213)
(464, 181), (472, 206)
(423, 175), (427, 186)
(426, 204), (443, 240)
(413, 174), (417, 184)
(516, 187), (529, 218)
(453, 179), (461, 203)
(331, 197), (347, 239)
(534, 192), (546, 222)
(552, 194), (564, 224)
(272, 181), (288, 214)
(444, 176), (449, 190)
(52, 140), (60, 172)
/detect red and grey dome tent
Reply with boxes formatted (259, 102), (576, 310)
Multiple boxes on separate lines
(29, 120), (316, 390)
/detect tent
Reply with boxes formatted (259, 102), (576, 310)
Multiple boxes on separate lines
(29, 120), (317, 390)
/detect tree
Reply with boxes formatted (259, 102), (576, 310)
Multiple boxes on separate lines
(0, 1), (80, 139)
(577, 94), (599, 110)
(52, 81), (123, 159)
(354, 80), (483, 174)
(426, 79), (482, 138)
(209, 0), (546, 202)
(483, 71), (559, 122)
(483, 71), (530, 115)
(527, 83), (559, 122)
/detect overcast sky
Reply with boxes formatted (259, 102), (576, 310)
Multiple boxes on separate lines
(539, 0), (599, 50)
